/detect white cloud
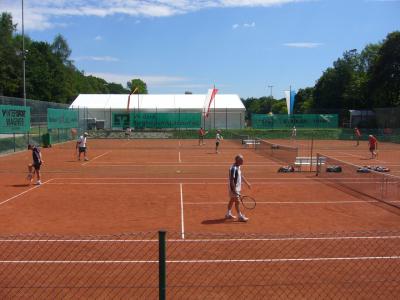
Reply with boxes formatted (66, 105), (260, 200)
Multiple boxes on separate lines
(88, 72), (189, 88)
(74, 56), (120, 62)
(243, 22), (256, 28)
(94, 35), (102, 41)
(0, 0), (311, 31)
(232, 22), (256, 29)
(283, 42), (323, 48)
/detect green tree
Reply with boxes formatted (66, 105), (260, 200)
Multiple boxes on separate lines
(294, 87), (314, 113)
(271, 99), (288, 114)
(106, 82), (130, 94)
(0, 13), (19, 96)
(127, 78), (148, 94)
(367, 31), (400, 107)
(51, 34), (72, 65)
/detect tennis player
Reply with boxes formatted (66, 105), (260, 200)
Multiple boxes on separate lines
(354, 127), (361, 146)
(27, 144), (43, 185)
(291, 126), (297, 139)
(215, 130), (223, 153)
(368, 134), (378, 159)
(77, 132), (89, 161)
(226, 154), (251, 222)
(198, 127), (206, 146)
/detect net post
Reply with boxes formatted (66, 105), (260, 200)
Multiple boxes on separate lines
(309, 130), (314, 172)
(316, 153), (320, 176)
(159, 230), (167, 300)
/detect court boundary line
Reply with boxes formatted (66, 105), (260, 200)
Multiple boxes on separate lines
(338, 151), (388, 163)
(0, 179), (54, 206)
(184, 200), (400, 205)
(50, 177), (393, 181)
(1, 235), (400, 242)
(180, 183), (185, 239)
(1, 256), (400, 264)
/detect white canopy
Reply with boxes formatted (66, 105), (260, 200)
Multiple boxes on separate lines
(70, 94), (245, 110)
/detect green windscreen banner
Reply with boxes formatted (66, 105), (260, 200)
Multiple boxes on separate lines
(0, 105), (31, 133)
(132, 112), (201, 129)
(252, 114), (338, 129)
(112, 112), (201, 129)
(47, 108), (78, 129)
(112, 112), (130, 128)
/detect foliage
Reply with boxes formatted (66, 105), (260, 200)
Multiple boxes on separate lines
(127, 79), (148, 94)
(0, 13), (134, 103)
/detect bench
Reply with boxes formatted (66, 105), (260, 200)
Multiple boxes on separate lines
(294, 156), (326, 171)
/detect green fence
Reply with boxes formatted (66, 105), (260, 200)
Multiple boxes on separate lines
(112, 112), (201, 129)
(252, 114), (338, 129)
(0, 97), (77, 154)
(47, 108), (78, 129)
(0, 105), (31, 133)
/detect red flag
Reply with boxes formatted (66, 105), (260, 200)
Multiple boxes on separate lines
(205, 88), (218, 118)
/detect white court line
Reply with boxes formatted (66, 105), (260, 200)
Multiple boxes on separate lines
(82, 151), (111, 166)
(338, 151), (388, 163)
(178, 151), (181, 163)
(0, 179), (54, 206)
(84, 164), (279, 167)
(184, 200), (399, 205)
(1, 256), (400, 264)
(2, 235), (400, 242)
(180, 183), (185, 240)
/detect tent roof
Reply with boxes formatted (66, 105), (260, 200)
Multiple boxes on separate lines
(69, 94), (245, 110)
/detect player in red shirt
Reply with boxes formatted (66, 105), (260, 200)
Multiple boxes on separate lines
(198, 127), (207, 146)
(354, 127), (361, 146)
(368, 134), (378, 159)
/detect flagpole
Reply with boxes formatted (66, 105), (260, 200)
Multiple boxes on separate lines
(289, 85), (292, 115)
(213, 84), (216, 129)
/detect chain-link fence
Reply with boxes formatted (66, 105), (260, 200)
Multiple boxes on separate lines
(0, 96), (77, 155)
(0, 230), (399, 299)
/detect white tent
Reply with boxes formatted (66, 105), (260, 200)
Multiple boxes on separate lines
(70, 94), (246, 129)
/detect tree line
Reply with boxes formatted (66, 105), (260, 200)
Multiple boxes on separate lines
(244, 31), (400, 116)
(0, 13), (147, 104)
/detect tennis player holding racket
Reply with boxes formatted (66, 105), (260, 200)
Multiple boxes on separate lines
(226, 154), (251, 222)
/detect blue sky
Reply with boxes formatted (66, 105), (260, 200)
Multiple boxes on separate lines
(1, 0), (399, 98)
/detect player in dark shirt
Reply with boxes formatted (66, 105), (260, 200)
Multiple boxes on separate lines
(27, 144), (44, 185)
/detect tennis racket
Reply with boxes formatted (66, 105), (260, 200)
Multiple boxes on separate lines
(239, 195), (256, 210)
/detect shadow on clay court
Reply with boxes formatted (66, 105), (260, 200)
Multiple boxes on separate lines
(201, 218), (243, 225)
(11, 184), (31, 187)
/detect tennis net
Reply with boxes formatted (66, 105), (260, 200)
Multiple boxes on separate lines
(316, 153), (400, 209)
(254, 138), (298, 165)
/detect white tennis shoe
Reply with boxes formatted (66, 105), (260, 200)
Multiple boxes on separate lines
(238, 215), (249, 222)
(225, 214), (236, 219)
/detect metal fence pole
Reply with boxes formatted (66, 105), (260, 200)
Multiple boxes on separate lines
(226, 107), (228, 130)
(13, 133), (16, 152)
(159, 230), (166, 300)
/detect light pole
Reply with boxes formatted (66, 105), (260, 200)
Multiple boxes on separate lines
(22, 0), (26, 106)
(267, 85), (274, 98)
(267, 85), (274, 113)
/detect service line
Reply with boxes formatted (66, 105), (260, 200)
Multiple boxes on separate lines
(82, 151), (111, 166)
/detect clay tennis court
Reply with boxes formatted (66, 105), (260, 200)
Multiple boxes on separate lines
(0, 138), (399, 298)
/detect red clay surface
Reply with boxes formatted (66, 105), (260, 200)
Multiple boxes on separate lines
(1, 138), (399, 235)
(0, 138), (399, 298)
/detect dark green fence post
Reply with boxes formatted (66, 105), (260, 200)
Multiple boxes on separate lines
(13, 133), (16, 152)
(159, 230), (166, 300)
